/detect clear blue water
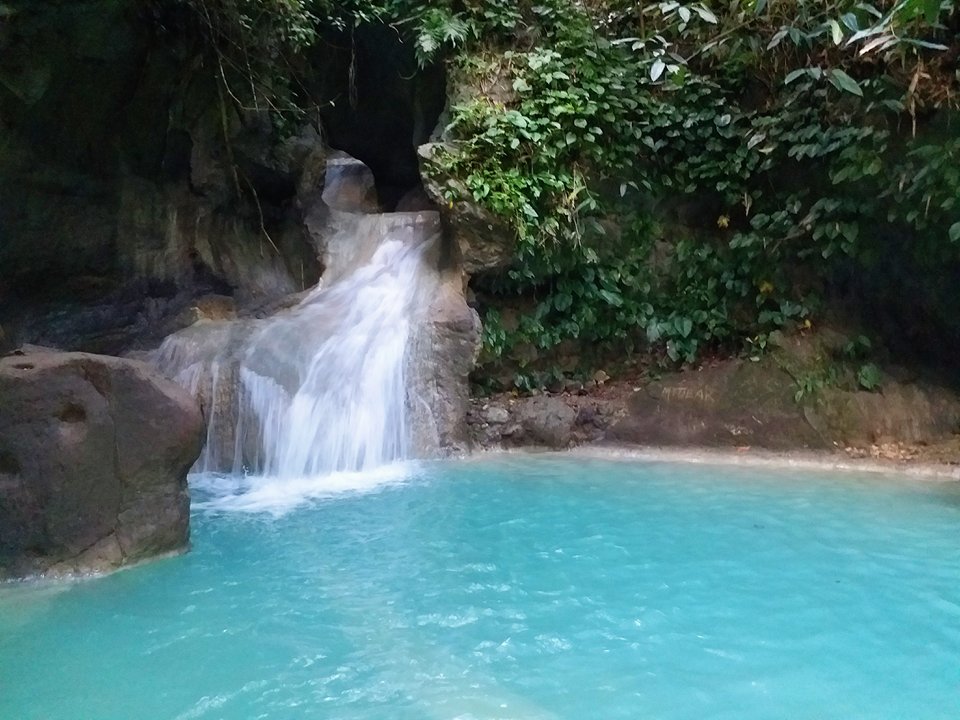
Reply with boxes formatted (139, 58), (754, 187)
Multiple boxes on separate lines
(2, 455), (959, 719)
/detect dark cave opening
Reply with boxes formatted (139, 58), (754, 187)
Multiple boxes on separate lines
(307, 24), (446, 211)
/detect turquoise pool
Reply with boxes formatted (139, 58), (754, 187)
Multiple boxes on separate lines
(2, 455), (958, 719)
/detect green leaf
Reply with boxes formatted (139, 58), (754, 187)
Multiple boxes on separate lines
(829, 69), (863, 96)
(860, 34), (897, 54)
(857, 363), (882, 391)
(784, 68), (807, 85)
(767, 27), (788, 49)
(846, 26), (885, 45)
(599, 289), (623, 307)
(903, 38), (949, 51)
(828, 20), (843, 45)
(842, 223), (859, 243)
(646, 322), (662, 343)
(695, 6), (718, 24)
(921, 0), (941, 24)
(949, 222), (960, 242)
(650, 59), (666, 82)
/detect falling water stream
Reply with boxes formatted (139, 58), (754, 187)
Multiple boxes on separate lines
(238, 232), (431, 476)
(155, 157), (441, 478)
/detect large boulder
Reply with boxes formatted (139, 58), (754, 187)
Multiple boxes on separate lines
(321, 152), (381, 213)
(418, 143), (515, 273)
(0, 349), (203, 579)
(466, 395), (578, 450)
(512, 396), (578, 448)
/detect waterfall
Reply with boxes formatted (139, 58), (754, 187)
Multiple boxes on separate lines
(242, 233), (431, 476)
(154, 198), (442, 478)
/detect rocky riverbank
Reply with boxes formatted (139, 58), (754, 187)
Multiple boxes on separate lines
(468, 330), (960, 470)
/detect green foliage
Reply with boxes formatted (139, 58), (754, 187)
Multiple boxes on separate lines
(857, 362), (883, 391)
(794, 364), (842, 403)
(790, 340), (883, 402)
(176, 0), (523, 120)
(412, 7), (470, 63)
(419, 0), (959, 384)
(842, 335), (873, 360)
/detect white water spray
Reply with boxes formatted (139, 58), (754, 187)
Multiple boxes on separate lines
(244, 235), (428, 476)
(155, 207), (441, 480)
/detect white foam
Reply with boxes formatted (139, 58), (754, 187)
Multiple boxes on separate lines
(190, 461), (419, 515)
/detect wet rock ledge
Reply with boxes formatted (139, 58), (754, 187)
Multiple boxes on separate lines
(0, 348), (203, 580)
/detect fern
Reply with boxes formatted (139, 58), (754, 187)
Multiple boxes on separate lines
(414, 8), (471, 66)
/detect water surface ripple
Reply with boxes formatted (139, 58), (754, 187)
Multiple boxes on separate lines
(1, 456), (958, 719)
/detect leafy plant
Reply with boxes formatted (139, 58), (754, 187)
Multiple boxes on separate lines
(857, 363), (883, 391)
(843, 335), (873, 360)
(795, 370), (833, 403)
(421, 0), (959, 382)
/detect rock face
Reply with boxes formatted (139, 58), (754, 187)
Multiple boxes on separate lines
(305, 22), (446, 210)
(321, 152), (382, 213)
(512, 397), (578, 448)
(468, 395), (595, 450)
(0, 349), (203, 579)
(155, 159), (482, 469)
(0, 3), (324, 355)
(809, 382), (960, 446)
(408, 273), (482, 455)
(418, 143), (516, 273)
(604, 338), (960, 452)
(607, 361), (829, 450)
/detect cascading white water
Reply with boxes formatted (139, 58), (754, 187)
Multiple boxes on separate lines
(243, 235), (429, 476)
(154, 207), (441, 479)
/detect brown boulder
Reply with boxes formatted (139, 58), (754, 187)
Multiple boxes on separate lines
(511, 396), (578, 449)
(0, 349), (203, 579)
